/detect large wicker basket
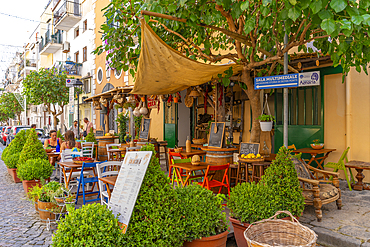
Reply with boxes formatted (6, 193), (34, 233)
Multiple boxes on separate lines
(244, 211), (317, 247)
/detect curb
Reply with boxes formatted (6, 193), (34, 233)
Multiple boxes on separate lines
(312, 226), (364, 247)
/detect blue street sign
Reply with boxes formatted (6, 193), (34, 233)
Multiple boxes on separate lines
(254, 71), (320, 90)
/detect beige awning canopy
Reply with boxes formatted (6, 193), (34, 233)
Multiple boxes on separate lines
(130, 19), (243, 95)
(84, 86), (133, 102)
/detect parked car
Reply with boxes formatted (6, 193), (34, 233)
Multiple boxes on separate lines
(2, 126), (12, 146)
(6, 126), (30, 146)
(35, 128), (49, 145)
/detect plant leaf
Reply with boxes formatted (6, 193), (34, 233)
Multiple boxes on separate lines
(321, 19), (336, 35)
(330, 0), (347, 13)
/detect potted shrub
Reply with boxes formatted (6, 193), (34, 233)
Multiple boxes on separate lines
(64, 195), (76, 212)
(228, 146), (305, 247)
(37, 181), (62, 221)
(311, 139), (324, 150)
(52, 204), (124, 246)
(17, 158), (54, 194)
(2, 129), (28, 182)
(5, 153), (22, 183)
(176, 184), (228, 247)
(18, 128), (48, 167)
(27, 183), (43, 212)
(257, 114), (275, 131)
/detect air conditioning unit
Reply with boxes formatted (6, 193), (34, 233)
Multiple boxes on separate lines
(62, 42), (70, 53)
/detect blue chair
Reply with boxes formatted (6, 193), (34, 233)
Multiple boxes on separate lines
(75, 161), (106, 205)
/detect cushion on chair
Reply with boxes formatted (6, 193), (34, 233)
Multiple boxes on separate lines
(302, 183), (339, 201)
(291, 157), (313, 189)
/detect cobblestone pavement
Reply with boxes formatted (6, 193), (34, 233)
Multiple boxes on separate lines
(0, 157), (53, 247)
(301, 180), (370, 247)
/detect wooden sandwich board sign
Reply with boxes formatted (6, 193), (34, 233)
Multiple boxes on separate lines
(240, 142), (260, 156)
(208, 122), (225, 148)
(108, 151), (152, 234)
(139, 118), (151, 141)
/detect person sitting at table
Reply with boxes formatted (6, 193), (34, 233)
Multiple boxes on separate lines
(44, 130), (62, 149)
(60, 130), (81, 151)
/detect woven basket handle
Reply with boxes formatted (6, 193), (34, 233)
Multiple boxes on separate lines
(244, 211), (299, 232)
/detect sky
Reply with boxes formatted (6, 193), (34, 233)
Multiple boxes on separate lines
(0, 0), (51, 79)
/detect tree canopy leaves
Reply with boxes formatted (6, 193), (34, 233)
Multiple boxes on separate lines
(0, 92), (23, 123)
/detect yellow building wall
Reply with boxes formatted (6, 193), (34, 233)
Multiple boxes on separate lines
(149, 106), (164, 141)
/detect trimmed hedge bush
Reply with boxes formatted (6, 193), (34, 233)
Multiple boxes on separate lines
(2, 129), (28, 167)
(6, 153), (20, 169)
(17, 158), (53, 181)
(18, 128), (47, 166)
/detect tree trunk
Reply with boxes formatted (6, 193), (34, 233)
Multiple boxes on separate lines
(53, 115), (58, 131)
(241, 66), (261, 143)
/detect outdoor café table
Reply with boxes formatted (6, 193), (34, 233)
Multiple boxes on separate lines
(47, 151), (59, 165)
(345, 161), (370, 191)
(291, 148), (336, 170)
(179, 150), (206, 159)
(171, 162), (214, 187)
(58, 161), (95, 188)
(99, 175), (118, 199)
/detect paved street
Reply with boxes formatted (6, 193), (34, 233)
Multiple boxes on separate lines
(0, 154), (52, 247)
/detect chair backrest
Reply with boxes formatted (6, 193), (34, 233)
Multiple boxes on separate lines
(172, 158), (191, 164)
(200, 164), (230, 191)
(168, 151), (183, 165)
(96, 161), (121, 205)
(339, 147), (350, 164)
(291, 157), (313, 189)
(206, 164), (230, 172)
(106, 143), (120, 151)
(287, 144), (296, 151)
(81, 142), (94, 158)
(126, 146), (141, 152)
(61, 149), (74, 162)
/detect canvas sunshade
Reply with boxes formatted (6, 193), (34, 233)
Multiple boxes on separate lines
(130, 19), (243, 95)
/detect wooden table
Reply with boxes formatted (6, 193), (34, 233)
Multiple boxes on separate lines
(47, 152), (59, 165)
(99, 176), (118, 199)
(58, 161), (95, 188)
(171, 162), (213, 187)
(179, 150), (206, 159)
(292, 148), (336, 169)
(345, 161), (370, 191)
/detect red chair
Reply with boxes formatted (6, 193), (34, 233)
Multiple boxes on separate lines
(198, 164), (230, 195)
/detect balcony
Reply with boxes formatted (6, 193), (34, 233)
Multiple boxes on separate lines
(54, 1), (81, 31)
(56, 61), (82, 76)
(39, 30), (63, 55)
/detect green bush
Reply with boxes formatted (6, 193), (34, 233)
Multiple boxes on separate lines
(6, 153), (20, 169)
(228, 182), (275, 223)
(52, 203), (123, 247)
(176, 184), (228, 241)
(261, 146), (305, 218)
(38, 181), (62, 202)
(18, 128), (47, 166)
(17, 158), (53, 181)
(120, 144), (183, 247)
(228, 146), (305, 223)
(2, 129), (28, 166)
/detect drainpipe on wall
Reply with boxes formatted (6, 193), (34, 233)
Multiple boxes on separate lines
(345, 74), (351, 160)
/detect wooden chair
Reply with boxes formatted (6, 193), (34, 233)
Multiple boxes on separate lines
(292, 157), (342, 222)
(96, 161), (121, 205)
(106, 144), (121, 161)
(168, 151), (185, 185)
(75, 161), (103, 205)
(81, 142), (95, 159)
(198, 164), (230, 195)
(287, 144), (296, 151)
(324, 147), (354, 191)
(171, 158), (192, 186)
(60, 149), (89, 186)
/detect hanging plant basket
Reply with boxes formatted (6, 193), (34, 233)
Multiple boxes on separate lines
(260, 121), (273, 132)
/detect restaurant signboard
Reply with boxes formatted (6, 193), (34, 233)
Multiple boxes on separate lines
(108, 151), (152, 233)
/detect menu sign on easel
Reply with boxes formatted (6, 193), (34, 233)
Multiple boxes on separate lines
(108, 151), (152, 233)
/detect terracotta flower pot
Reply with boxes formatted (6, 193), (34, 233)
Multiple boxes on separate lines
(183, 230), (228, 247)
(7, 168), (21, 183)
(38, 200), (56, 221)
(22, 180), (42, 195)
(229, 215), (300, 247)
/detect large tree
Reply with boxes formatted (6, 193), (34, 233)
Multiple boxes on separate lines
(96, 0), (370, 142)
(0, 92), (23, 124)
(23, 68), (68, 129)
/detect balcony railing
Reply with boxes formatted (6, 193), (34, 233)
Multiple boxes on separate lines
(54, 1), (81, 30)
(55, 61), (82, 76)
(39, 30), (63, 52)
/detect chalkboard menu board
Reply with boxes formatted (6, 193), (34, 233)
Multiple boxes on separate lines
(139, 118), (151, 140)
(208, 122), (225, 148)
(95, 130), (104, 137)
(240, 142), (260, 155)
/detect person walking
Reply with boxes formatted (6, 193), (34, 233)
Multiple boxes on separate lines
(83, 118), (93, 137)
(70, 120), (79, 139)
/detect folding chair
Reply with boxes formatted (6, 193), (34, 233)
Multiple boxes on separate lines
(324, 147), (353, 191)
(75, 161), (104, 205)
(96, 161), (122, 205)
(168, 151), (184, 183)
(198, 164), (230, 195)
(81, 142), (95, 158)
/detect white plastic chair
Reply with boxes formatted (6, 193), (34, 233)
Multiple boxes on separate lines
(60, 149), (89, 187)
(81, 142), (95, 158)
(96, 161), (122, 205)
(106, 143), (121, 161)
